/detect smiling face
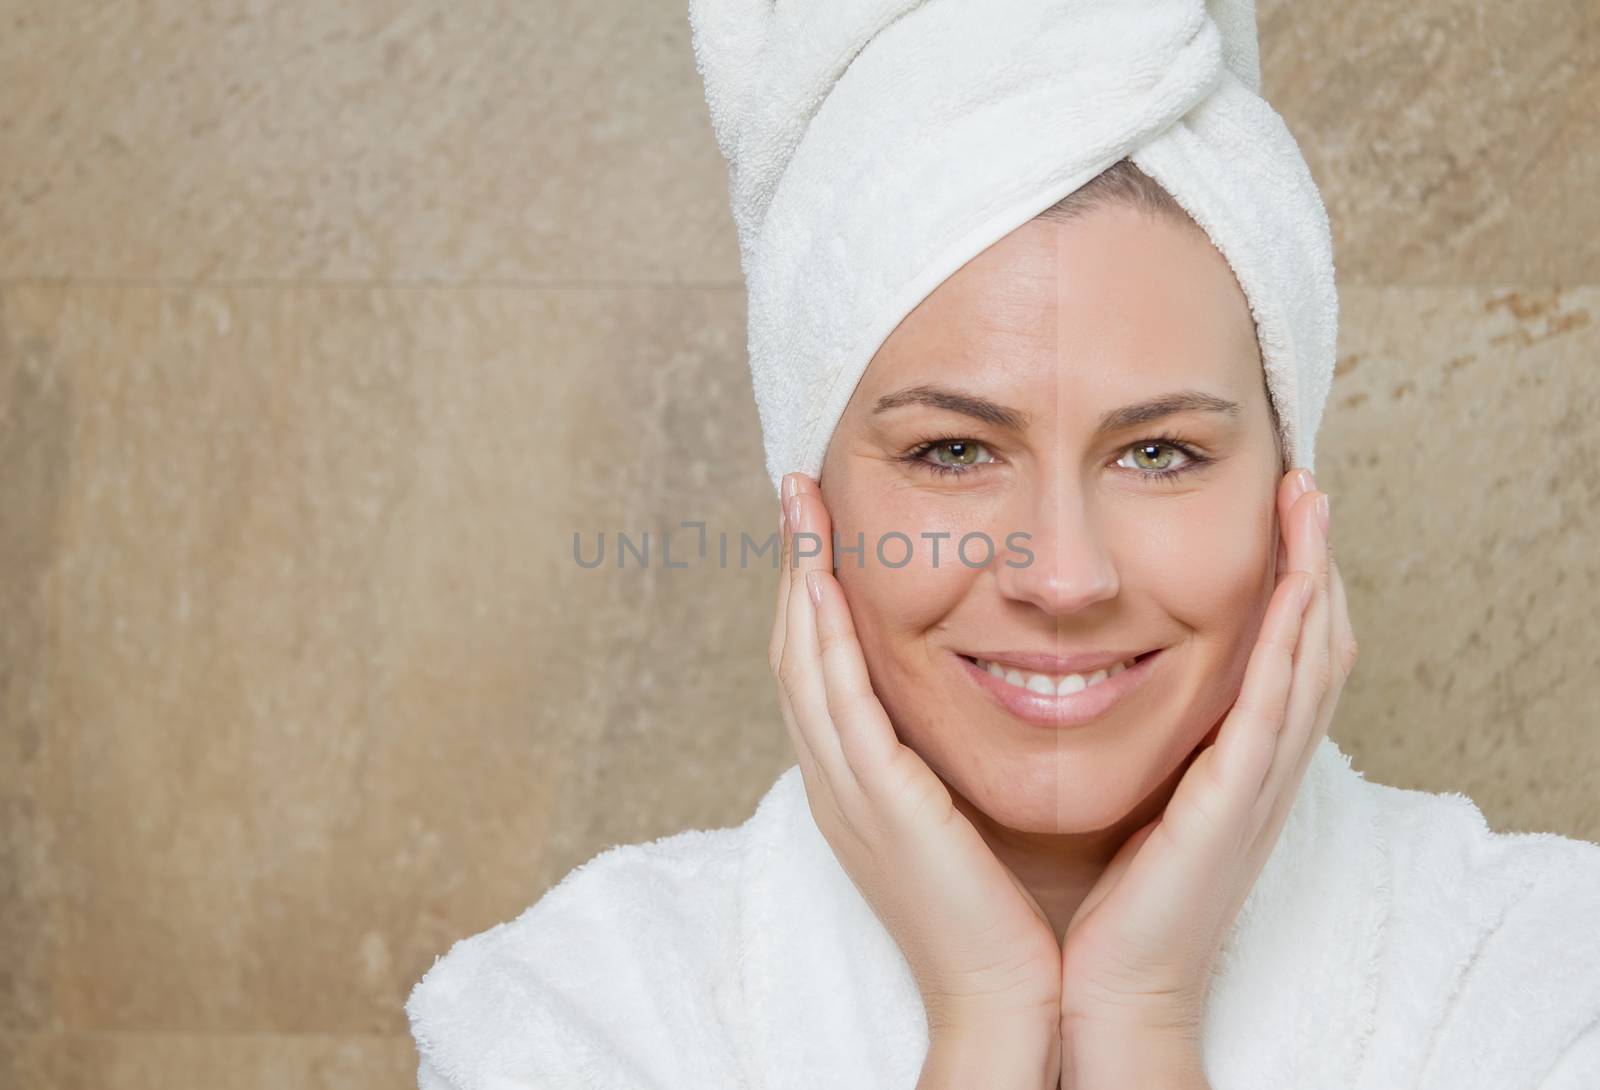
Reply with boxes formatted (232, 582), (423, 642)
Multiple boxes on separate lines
(818, 199), (1286, 837)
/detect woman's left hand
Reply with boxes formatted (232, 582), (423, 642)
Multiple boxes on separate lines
(1057, 468), (1358, 1089)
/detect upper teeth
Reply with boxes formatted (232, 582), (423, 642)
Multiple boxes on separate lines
(978, 657), (1136, 696)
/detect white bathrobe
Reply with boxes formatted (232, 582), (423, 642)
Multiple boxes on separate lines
(405, 736), (1600, 1088)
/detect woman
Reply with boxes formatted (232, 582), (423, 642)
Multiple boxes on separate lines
(769, 169), (1349, 1088)
(407, 3), (1600, 1088)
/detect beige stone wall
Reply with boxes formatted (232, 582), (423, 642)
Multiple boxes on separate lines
(1, 2), (1595, 1085)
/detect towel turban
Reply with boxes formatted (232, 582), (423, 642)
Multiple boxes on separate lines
(688, 0), (1338, 497)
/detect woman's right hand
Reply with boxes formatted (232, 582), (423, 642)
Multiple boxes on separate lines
(771, 472), (1064, 1043)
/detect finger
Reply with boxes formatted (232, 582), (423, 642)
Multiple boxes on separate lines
(1273, 468), (1313, 591)
(1210, 477), (1319, 811)
(788, 474), (834, 581)
(779, 477), (855, 791)
(1300, 551), (1355, 768)
(1214, 568), (1316, 802)
(771, 474), (845, 818)
(1156, 565), (1311, 863)
(1254, 487), (1332, 826)
(769, 485), (830, 805)
(810, 566), (901, 780)
(1252, 549), (1352, 859)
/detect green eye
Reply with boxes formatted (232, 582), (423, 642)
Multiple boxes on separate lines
(1116, 437), (1210, 481)
(902, 438), (996, 477)
(1126, 442), (1180, 472)
(930, 440), (989, 467)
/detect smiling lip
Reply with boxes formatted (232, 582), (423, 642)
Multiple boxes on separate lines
(953, 647), (1165, 729)
(959, 649), (1150, 675)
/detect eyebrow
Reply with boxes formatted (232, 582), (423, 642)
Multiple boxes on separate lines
(871, 383), (1242, 433)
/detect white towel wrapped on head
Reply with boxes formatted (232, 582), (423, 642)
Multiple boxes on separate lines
(689, 0), (1337, 494)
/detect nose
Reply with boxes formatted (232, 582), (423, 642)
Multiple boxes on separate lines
(993, 485), (1120, 616)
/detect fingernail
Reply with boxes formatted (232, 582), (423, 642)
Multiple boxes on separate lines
(805, 570), (822, 607)
(779, 501), (787, 535)
(787, 493), (802, 530)
(1298, 573), (1315, 612)
(781, 474), (797, 502)
(1316, 492), (1331, 536)
(1294, 468), (1314, 499)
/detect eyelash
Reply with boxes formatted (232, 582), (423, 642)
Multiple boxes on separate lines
(899, 430), (1214, 482)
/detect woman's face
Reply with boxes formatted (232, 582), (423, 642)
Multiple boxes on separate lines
(818, 201), (1285, 836)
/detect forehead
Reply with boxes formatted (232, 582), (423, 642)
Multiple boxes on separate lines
(854, 204), (1262, 409)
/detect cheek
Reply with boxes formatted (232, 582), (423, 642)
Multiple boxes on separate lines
(1113, 491), (1277, 718)
(831, 489), (995, 673)
(1113, 484), (1273, 607)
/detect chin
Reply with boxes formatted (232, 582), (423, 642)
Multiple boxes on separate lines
(924, 741), (1177, 836)
(979, 761), (1167, 834)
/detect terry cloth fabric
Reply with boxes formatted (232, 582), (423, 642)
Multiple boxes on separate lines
(686, 0), (1339, 497)
(405, 735), (1600, 1089)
